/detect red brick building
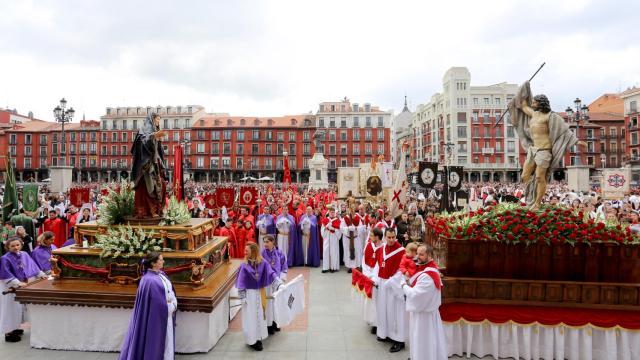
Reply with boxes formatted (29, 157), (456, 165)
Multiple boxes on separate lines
(188, 115), (316, 183)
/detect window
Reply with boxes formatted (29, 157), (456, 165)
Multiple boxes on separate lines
(630, 101), (638, 113)
(277, 132), (284, 141)
(111, 132), (117, 142)
(329, 144), (336, 155)
(329, 158), (336, 168)
(507, 141), (516, 152)
(40, 134), (47, 144)
(223, 130), (232, 140)
(329, 130), (336, 141)
(318, 117), (325, 127)
(210, 158), (219, 169)
(377, 143), (384, 154)
(223, 143), (230, 155)
(377, 129), (384, 141)
(222, 158), (231, 169)
(237, 143), (244, 155)
(353, 144), (360, 155)
(632, 132), (638, 145)
(458, 156), (467, 165)
(236, 157), (243, 169)
(484, 98), (490, 105)
(484, 127), (491, 138)
(473, 127), (480, 138)
(483, 112), (490, 123)
(102, 121), (107, 130)
(353, 158), (360, 167)
(184, 119), (190, 128)
(365, 143), (372, 155)
(457, 126), (467, 138)
(237, 130), (245, 141)
(340, 117), (347, 128)
(495, 98), (501, 105)
(266, 131), (273, 140)
(507, 126), (515, 138)
(196, 143), (205, 153)
(163, 119), (169, 129)
(251, 158), (258, 169)
(132, 120), (138, 130)
(121, 145), (126, 155)
(252, 144), (259, 154)
(211, 131), (220, 140)
(473, 141), (480, 152)
(173, 132), (180, 141)
(122, 132), (127, 142)
(495, 127), (502, 137)
(458, 142), (467, 152)
(329, 117), (336, 128)
(365, 129), (372, 141)
(377, 116), (384, 127)
(303, 143), (310, 155)
(110, 145), (116, 155)
(253, 130), (260, 140)
(266, 144), (272, 155)
(340, 144), (347, 155)
(173, 119), (179, 129)
(303, 131), (310, 141)
(365, 116), (372, 127)
(70, 143), (76, 154)
(196, 130), (205, 140)
(289, 132), (296, 142)
(289, 143), (295, 155)
(265, 158), (272, 169)
(353, 116), (359, 127)
(101, 133), (107, 142)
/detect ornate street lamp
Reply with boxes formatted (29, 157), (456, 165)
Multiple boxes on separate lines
(565, 98), (589, 166)
(53, 98), (74, 166)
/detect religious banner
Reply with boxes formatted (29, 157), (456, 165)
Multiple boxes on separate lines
(380, 162), (394, 188)
(602, 168), (631, 200)
(389, 145), (409, 217)
(239, 186), (258, 206)
(173, 144), (184, 201)
(70, 187), (90, 207)
(22, 184), (39, 212)
(418, 161), (438, 188)
(282, 189), (294, 205)
(337, 167), (360, 198)
(216, 187), (236, 208)
(272, 274), (305, 328)
(204, 193), (217, 209)
(447, 166), (464, 192)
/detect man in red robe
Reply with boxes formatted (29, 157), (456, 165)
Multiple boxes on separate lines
(375, 227), (407, 353)
(39, 210), (68, 249)
(219, 221), (238, 258)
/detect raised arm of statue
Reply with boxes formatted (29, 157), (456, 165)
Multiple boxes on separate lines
(521, 100), (534, 117)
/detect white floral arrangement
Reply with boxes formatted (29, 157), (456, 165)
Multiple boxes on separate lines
(96, 180), (135, 225)
(93, 225), (161, 258)
(160, 196), (191, 226)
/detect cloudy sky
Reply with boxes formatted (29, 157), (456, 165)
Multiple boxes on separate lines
(0, 0), (638, 121)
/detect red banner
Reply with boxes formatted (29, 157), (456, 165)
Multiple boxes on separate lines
(173, 144), (184, 201)
(70, 188), (90, 207)
(216, 188), (235, 208)
(204, 194), (217, 209)
(239, 186), (258, 206)
(283, 155), (292, 184)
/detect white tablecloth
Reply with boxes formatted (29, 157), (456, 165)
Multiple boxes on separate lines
(445, 320), (640, 360)
(28, 290), (235, 353)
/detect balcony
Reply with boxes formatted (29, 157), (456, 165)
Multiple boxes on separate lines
(482, 148), (495, 155)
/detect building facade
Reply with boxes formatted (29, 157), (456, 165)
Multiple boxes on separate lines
(621, 88), (640, 182)
(412, 67), (519, 182)
(315, 98), (393, 182)
(188, 115), (316, 183)
(394, 96), (413, 167)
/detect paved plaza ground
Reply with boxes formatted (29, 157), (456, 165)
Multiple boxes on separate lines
(1, 266), (486, 359)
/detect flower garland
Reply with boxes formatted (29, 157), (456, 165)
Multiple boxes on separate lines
(427, 203), (640, 246)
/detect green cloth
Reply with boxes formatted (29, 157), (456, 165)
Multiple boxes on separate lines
(11, 213), (35, 239)
(22, 184), (39, 212)
(2, 154), (18, 221)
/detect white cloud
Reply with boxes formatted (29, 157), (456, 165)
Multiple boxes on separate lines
(0, 0), (638, 120)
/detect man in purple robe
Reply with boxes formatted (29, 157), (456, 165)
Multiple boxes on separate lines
(256, 207), (276, 249)
(276, 207), (304, 267)
(119, 252), (177, 360)
(1, 237), (46, 342)
(299, 206), (321, 267)
(31, 231), (57, 274)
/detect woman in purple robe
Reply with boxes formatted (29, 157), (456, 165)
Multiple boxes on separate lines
(276, 207), (304, 267)
(31, 232), (57, 274)
(0, 237), (46, 342)
(299, 206), (321, 267)
(119, 252), (177, 360)
(261, 235), (287, 334)
(236, 242), (282, 351)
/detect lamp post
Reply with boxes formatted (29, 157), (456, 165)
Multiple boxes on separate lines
(565, 98), (589, 166)
(53, 98), (75, 166)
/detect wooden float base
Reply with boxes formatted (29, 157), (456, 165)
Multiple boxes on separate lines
(444, 276), (640, 311)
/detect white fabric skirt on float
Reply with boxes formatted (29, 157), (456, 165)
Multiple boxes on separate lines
(445, 320), (640, 360)
(27, 291), (236, 353)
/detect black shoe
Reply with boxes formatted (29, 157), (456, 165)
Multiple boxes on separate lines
(5, 334), (21, 343)
(322, 270), (329, 273)
(370, 326), (377, 335)
(347, 268), (352, 273)
(390, 342), (405, 353)
(11, 329), (24, 336)
(330, 269), (336, 273)
(274, 325), (281, 332)
(267, 325), (275, 335)
(377, 336), (389, 342)
(249, 342), (263, 351)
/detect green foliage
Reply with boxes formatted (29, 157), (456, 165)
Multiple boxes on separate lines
(160, 196), (191, 226)
(96, 180), (135, 225)
(93, 225), (161, 258)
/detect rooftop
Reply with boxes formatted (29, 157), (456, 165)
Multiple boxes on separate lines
(193, 115), (314, 128)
